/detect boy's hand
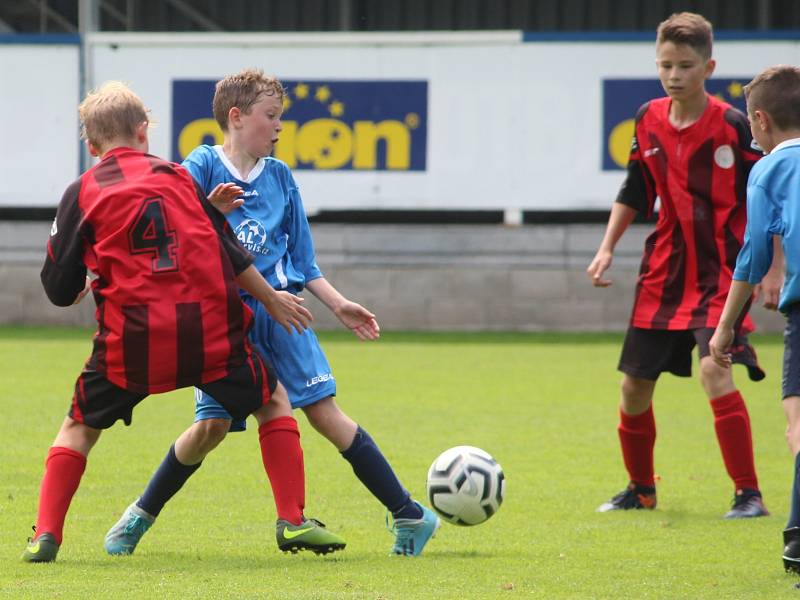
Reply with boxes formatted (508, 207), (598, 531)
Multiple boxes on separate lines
(708, 326), (734, 369)
(334, 301), (380, 341)
(208, 182), (244, 214)
(72, 276), (92, 305)
(265, 291), (313, 335)
(587, 249), (614, 287)
(755, 266), (782, 310)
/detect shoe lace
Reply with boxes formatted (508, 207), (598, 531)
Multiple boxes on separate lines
(27, 525), (36, 543)
(386, 512), (418, 552)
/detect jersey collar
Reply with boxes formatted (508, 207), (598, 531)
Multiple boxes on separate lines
(213, 145), (266, 183)
(771, 138), (800, 154)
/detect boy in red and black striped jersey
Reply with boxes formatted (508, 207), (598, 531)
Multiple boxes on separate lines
(22, 82), (344, 563)
(587, 12), (782, 517)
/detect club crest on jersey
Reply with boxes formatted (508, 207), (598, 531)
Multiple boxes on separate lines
(234, 219), (268, 255)
(714, 144), (735, 169)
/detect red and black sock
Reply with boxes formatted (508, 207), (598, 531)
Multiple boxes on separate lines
(618, 405), (656, 488)
(710, 390), (758, 491)
(35, 446), (87, 545)
(258, 416), (305, 525)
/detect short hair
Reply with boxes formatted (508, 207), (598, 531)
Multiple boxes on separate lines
(744, 65), (800, 131)
(212, 68), (285, 131)
(78, 81), (148, 150)
(656, 12), (713, 60)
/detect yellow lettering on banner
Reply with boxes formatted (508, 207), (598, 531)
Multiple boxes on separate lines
(296, 119), (352, 169)
(608, 118), (636, 168)
(274, 121), (297, 167)
(353, 121), (410, 169)
(178, 119), (223, 160)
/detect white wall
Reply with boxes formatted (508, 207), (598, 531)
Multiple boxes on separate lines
(0, 43), (80, 207)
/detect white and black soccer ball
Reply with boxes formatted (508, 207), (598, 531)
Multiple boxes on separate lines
(426, 445), (505, 526)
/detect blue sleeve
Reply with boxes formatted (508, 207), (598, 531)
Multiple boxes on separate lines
(283, 171), (323, 282)
(181, 147), (212, 193)
(733, 183), (781, 283)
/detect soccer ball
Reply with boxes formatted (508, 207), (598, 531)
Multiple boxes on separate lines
(426, 445), (505, 526)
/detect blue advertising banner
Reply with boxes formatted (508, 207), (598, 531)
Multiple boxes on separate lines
(172, 79), (428, 171)
(602, 77), (751, 170)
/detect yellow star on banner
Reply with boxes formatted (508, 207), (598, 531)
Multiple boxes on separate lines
(294, 83), (309, 99)
(727, 81), (744, 98)
(282, 97), (292, 112)
(315, 85), (331, 103)
(329, 101), (344, 117)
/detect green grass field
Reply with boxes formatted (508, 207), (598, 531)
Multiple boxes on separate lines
(1, 326), (799, 598)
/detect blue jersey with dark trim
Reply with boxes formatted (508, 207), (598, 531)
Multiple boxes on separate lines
(182, 145), (323, 294)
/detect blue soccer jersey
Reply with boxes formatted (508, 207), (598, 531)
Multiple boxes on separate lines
(183, 145), (336, 422)
(733, 138), (800, 312)
(183, 145), (323, 294)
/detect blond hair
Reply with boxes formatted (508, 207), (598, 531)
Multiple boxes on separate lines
(213, 68), (285, 131)
(745, 65), (800, 131)
(656, 12), (713, 60)
(78, 81), (148, 151)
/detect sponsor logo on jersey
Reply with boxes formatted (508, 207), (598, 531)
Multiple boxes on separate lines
(172, 79), (428, 172)
(306, 373), (334, 387)
(234, 218), (269, 255)
(602, 78), (752, 170)
(50, 217), (57, 236)
(242, 189), (259, 198)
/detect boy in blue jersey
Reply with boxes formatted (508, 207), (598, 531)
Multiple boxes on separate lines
(709, 65), (800, 573)
(106, 69), (439, 557)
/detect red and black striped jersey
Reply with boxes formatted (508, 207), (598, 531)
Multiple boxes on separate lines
(616, 95), (762, 330)
(42, 147), (255, 394)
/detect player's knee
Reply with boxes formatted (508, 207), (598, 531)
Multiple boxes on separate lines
(193, 418), (229, 451)
(620, 376), (653, 408)
(699, 359), (732, 395)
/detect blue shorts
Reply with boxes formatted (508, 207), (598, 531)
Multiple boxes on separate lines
(195, 296), (336, 431)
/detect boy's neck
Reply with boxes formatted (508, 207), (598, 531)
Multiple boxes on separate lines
(768, 129), (800, 153)
(668, 91), (708, 130)
(222, 140), (259, 180)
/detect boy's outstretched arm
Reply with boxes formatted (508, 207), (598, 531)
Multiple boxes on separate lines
(237, 265), (313, 334)
(755, 237), (784, 310)
(709, 279), (756, 368)
(587, 203), (638, 287)
(305, 277), (380, 341)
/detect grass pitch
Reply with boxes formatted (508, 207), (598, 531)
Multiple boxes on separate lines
(1, 327), (798, 598)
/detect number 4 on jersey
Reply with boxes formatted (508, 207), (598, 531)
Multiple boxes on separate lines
(128, 197), (179, 272)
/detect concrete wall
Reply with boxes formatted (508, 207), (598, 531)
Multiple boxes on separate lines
(1, 221), (786, 332)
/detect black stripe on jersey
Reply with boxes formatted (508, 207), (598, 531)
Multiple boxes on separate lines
(176, 302), (204, 388)
(651, 214), (686, 329)
(93, 154), (125, 188)
(41, 178), (87, 306)
(87, 285), (109, 374)
(632, 228), (659, 323)
(688, 139), (719, 328)
(122, 304), (149, 390)
(147, 156), (180, 177)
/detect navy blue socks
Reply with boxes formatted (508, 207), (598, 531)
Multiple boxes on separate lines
(341, 426), (422, 520)
(137, 444), (202, 517)
(789, 452), (800, 529)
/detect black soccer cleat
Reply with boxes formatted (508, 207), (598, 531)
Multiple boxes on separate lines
(724, 488), (769, 519)
(21, 528), (59, 563)
(784, 527), (800, 574)
(597, 482), (657, 512)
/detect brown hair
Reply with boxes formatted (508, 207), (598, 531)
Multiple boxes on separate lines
(745, 65), (800, 131)
(78, 81), (148, 151)
(656, 12), (713, 60)
(212, 68), (285, 131)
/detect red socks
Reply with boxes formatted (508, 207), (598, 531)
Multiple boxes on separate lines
(258, 416), (305, 525)
(35, 446), (87, 545)
(710, 390), (758, 491)
(618, 405), (656, 487)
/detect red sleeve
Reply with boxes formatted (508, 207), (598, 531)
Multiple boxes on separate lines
(191, 178), (254, 275)
(40, 178), (89, 306)
(615, 102), (657, 216)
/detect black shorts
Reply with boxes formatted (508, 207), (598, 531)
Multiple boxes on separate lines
(618, 326), (765, 382)
(783, 304), (800, 398)
(68, 348), (277, 429)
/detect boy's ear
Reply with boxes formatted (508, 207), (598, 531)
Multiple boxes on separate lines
(86, 140), (100, 157)
(228, 107), (242, 129)
(754, 109), (770, 131)
(135, 120), (149, 143)
(704, 58), (716, 79)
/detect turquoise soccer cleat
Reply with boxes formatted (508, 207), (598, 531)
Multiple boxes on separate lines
(389, 502), (441, 556)
(104, 500), (156, 556)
